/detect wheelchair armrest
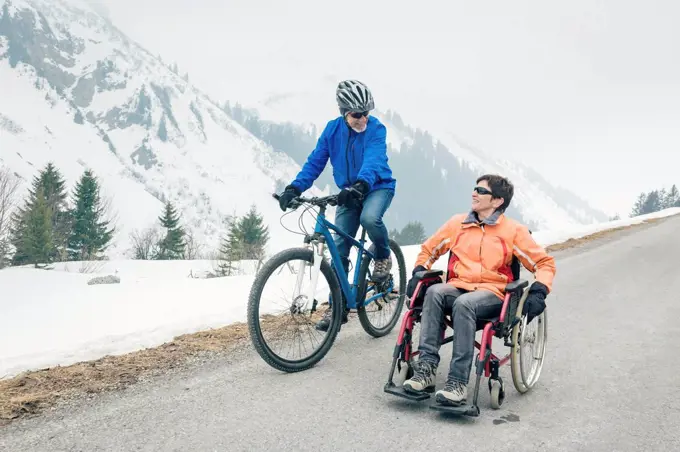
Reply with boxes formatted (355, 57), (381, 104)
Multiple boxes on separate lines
(505, 279), (528, 294)
(414, 269), (444, 281)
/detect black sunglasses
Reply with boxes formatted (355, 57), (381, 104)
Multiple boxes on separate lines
(473, 186), (493, 196)
(349, 111), (369, 119)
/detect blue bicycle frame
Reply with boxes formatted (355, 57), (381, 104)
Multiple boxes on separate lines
(311, 206), (392, 310)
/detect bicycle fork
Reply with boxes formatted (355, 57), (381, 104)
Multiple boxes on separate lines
(293, 240), (325, 312)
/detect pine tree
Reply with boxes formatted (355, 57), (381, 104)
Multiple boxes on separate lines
(155, 201), (185, 259)
(67, 169), (115, 261)
(10, 162), (69, 264)
(630, 192), (647, 217)
(33, 162), (70, 260)
(388, 227), (401, 244)
(641, 190), (662, 215)
(14, 187), (54, 268)
(665, 184), (679, 208)
(237, 205), (269, 261)
(217, 217), (243, 276)
(397, 221), (427, 246)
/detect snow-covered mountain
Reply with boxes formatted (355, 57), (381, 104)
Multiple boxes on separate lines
(0, 0), (324, 258)
(0, 0), (608, 262)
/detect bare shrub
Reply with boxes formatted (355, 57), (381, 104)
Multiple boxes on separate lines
(182, 228), (204, 260)
(129, 227), (161, 260)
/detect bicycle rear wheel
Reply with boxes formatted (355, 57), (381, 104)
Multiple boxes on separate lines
(247, 247), (344, 372)
(356, 239), (407, 337)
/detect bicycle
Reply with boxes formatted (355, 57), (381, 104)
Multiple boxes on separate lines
(247, 192), (407, 373)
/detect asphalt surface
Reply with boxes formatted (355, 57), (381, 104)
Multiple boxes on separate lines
(2, 215), (680, 451)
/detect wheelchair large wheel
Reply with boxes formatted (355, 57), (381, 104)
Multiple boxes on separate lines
(510, 286), (548, 393)
(356, 239), (407, 338)
(247, 247), (344, 373)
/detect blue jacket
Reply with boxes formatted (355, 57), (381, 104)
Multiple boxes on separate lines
(290, 116), (397, 194)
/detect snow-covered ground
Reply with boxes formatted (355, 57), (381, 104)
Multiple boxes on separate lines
(2, 208), (679, 380)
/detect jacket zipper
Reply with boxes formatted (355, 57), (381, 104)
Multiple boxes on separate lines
(479, 224), (485, 283)
(344, 128), (353, 187)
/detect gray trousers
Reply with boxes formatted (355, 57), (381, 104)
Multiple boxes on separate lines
(417, 283), (503, 384)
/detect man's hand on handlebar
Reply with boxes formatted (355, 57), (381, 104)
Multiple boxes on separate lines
(338, 180), (369, 207)
(277, 185), (301, 212)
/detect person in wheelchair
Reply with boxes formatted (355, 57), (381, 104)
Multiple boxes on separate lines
(403, 174), (556, 406)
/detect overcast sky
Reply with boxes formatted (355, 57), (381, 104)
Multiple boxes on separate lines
(94, 0), (680, 216)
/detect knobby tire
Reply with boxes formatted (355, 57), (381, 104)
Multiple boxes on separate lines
(356, 239), (407, 337)
(247, 247), (344, 373)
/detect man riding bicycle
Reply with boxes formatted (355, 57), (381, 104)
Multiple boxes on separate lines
(278, 80), (397, 332)
(403, 174), (556, 406)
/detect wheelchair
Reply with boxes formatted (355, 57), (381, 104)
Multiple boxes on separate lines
(383, 251), (548, 417)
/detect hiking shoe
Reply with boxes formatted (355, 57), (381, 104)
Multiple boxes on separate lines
(403, 360), (437, 393)
(315, 307), (349, 332)
(435, 378), (467, 405)
(371, 257), (392, 282)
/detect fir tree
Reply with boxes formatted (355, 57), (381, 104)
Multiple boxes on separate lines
(237, 205), (269, 261)
(10, 162), (69, 264)
(641, 190), (662, 215)
(630, 193), (647, 217)
(34, 162), (70, 260)
(155, 201), (185, 259)
(13, 187), (54, 267)
(396, 221), (426, 246)
(217, 217), (243, 276)
(67, 169), (115, 260)
(665, 184), (679, 208)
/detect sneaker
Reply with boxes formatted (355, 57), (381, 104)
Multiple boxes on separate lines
(435, 378), (467, 405)
(403, 360), (437, 393)
(315, 307), (349, 332)
(371, 257), (392, 282)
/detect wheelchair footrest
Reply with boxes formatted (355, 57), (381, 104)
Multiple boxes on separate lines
(384, 383), (431, 401)
(429, 403), (480, 417)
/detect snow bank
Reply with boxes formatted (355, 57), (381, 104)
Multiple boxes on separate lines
(1, 208), (678, 379)
(530, 208), (680, 247)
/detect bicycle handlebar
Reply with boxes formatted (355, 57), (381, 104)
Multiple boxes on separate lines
(272, 192), (339, 209)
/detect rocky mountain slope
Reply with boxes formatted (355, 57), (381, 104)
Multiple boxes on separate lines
(0, 0), (317, 257)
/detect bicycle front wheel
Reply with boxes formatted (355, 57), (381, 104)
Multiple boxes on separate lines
(247, 247), (344, 373)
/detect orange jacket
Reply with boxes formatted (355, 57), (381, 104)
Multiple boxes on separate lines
(414, 210), (556, 300)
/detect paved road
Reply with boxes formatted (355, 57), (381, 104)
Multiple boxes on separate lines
(2, 216), (680, 451)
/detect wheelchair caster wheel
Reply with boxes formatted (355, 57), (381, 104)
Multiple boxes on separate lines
(489, 379), (505, 409)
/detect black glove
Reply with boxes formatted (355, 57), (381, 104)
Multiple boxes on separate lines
(522, 281), (548, 323)
(278, 185), (301, 212)
(406, 265), (428, 298)
(338, 180), (369, 207)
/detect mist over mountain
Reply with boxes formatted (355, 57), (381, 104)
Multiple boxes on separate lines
(0, 0), (608, 260)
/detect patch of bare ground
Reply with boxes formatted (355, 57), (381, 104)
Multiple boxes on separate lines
(1, 214), (676, 426)
(0, 306), (330, 426)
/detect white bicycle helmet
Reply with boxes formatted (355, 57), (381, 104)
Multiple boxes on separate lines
(336, 79), (375, 112)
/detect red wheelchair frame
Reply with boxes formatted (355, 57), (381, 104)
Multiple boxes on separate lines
(383, 250), (546, 417)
